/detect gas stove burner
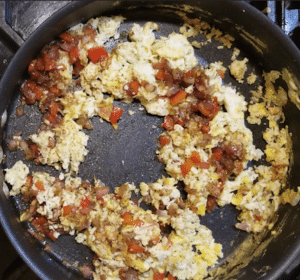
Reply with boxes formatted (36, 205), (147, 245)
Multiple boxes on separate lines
(1, 1), (300, 279)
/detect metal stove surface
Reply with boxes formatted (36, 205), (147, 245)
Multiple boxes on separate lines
(0, 1), (300, 279)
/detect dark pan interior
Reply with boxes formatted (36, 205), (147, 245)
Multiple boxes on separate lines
(1, 1), (300, 279)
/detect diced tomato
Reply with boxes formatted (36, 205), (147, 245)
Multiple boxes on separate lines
(235, 162), (243, 173)
(47, 113), (62, 125)
(206, 195), (218, 212)
(216, 167), (228, 182)
(47, 114), (55, 124)
(201, 124), (210, 134)
(80, 196), (90, 208)
(151, 236), (161, 245)
(212, 147), (223, 161)
(110, 106), (123, 125)
(190, 151), (201, 164)
(170, 89), (187, 106)
(59, 32), (75, 43)
(36, 57), (44, 71)
(159, 135), (171, 147)
(114, 194), (121, 200)
(127, 241), (145, 254)
(254, 215), (262, 221)
(181, 158), (194, 177)
(24, 175), (33, 188)
(69, 46), (79, 64)
(26, 79), (43, 100)
(175, 119), (185, 126)
(26, 80), (37, 91)
(121, 212), (134, 225)
(26, 80), (43, 101)
(167, 274), (177, 280)
(197, 97), (219, 120)
(29, 142), (38, 153)
(34, 216), (47, 226)
(184, 69), (194, 78)
(50, 86), (61, 96)
(121, 212), (144, 227)
(127, 80), (140, 96)
(155, 69), (165, 80)
(35, 181), (45, 191)
(199, 162), (210, 169)
(44, 53), (56, 71)
(88, 46), (108, 64)
(63, 205), (72, 215)
(73, 59), (84, 77)
(162, 115), (175, 131)
(44, 229), (57, 241)
(216, 69), (224, 79)
(134, 219), (144, 227)
(153, 272), (166, 280)
(33, 86), (43, 100)
(28, 59), (37, 73)
(50, 102), (59, 116)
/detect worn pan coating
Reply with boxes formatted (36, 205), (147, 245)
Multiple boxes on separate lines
(1, 1), (300, 279)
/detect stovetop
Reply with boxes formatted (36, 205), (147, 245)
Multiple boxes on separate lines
(0, 1), (300, 279)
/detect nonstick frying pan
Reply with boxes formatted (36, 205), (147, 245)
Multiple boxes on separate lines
(1, 1), (300, 279)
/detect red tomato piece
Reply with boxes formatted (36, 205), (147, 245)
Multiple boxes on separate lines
(159, 135), (171, 147)
(63, 205), (72, 215)
(80, 196), (90, 208)
(24, 175), (33, 188)
(69, 46), (79, 64)
(199, 162), (210, 169)
(88, 46), (108, 63)
(121, 212), (134, 225)
(127, 241), (145, 254)
(154, 272), (166, 280)
(170, 89), (187, 106)
(167, 274), (177, 280)
(34, 216), (47, 226)
(59, 32), (75, 43)
(110, 106), (123, 125)
(151, 236), (161, 245)
(181, 158), (195, 177)
(35, 181), (45, 191)
(128, 80), (140, 95)
(50, 102), (59, 116)
(206, 195), (218, 212)
(216, 69), (224, 79)
(33, 85), (43, 100)
(190, 151), (201, 164)
(155, 69), (165, 80)
(198, 97), (219, 120)
(212, 147), (223, 161)
(121, 212), (144, 227)
(254, 215), (262, 221)
(44, 53), (56, 71)
(162, 115), (175, 131)
(28, 59), (37, 73)
(201, 124), (210, 134)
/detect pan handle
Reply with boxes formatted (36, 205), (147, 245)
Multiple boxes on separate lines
(0, 2), (24, 49)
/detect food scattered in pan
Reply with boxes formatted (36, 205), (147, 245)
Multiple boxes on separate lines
(4, 14), (300, 280)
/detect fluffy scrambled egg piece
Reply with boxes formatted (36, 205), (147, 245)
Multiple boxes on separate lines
(229, 58), (249, 83)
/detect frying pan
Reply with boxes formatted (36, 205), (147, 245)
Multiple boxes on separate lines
(1, 1), (300, 279)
